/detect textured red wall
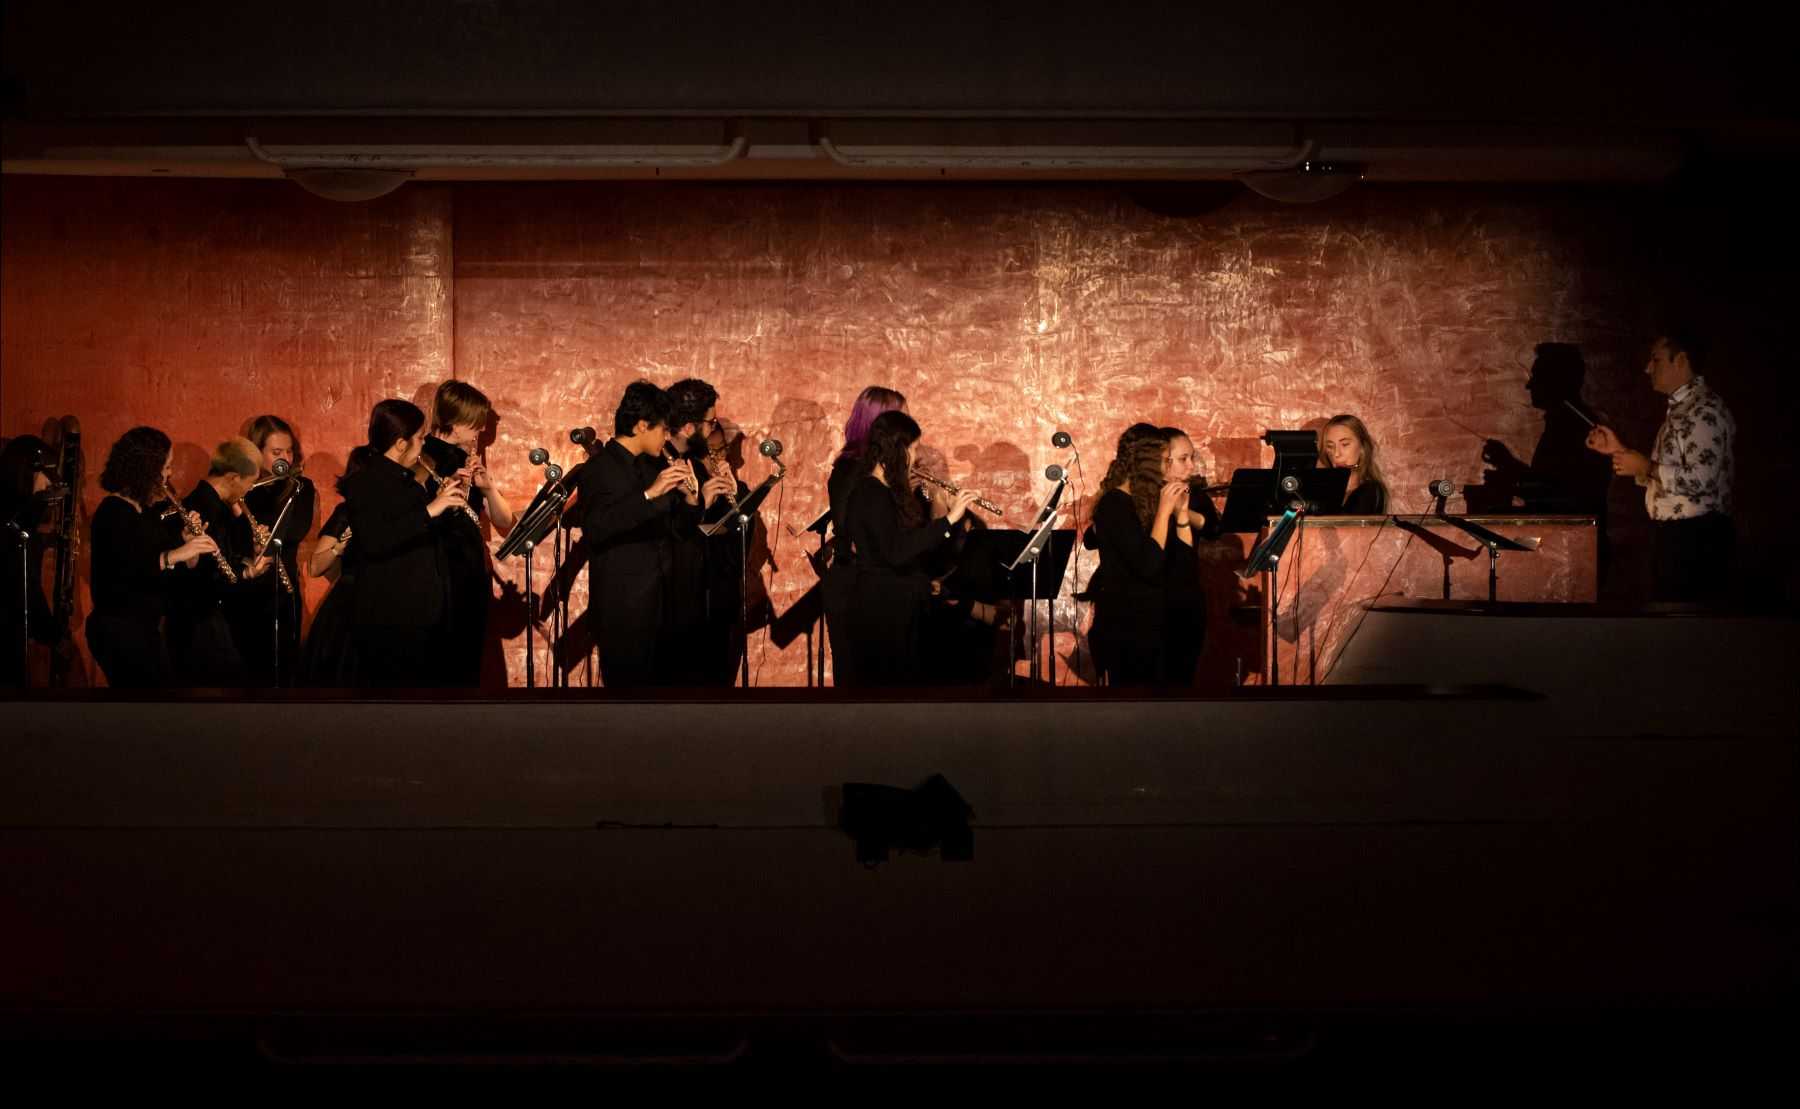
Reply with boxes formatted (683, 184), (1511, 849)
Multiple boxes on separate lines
(2, 177), (1692, 687)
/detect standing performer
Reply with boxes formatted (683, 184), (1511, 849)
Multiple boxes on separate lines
(299, 490), (358, 687)
(339, 399), (467, 688)
(1319, 415), (1389, 514)
(1586, 329), (1736, 602)
(840, 411), (981, 686)
(86, 427), (217, 688)
(238, 415), (316, 685)
(1157, 426), (1214, 686)
(663, 377), (749, 685)
(579, 381), (698, 688)
(1086, 424), (1187, 686)
(1, 435), (54, 687)
(165, 438), (274, 686)
(419, 382), (517, 687)
(824, 385), (908, 686)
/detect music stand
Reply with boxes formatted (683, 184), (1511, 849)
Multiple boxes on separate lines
(1219, 466), (1349, 532)
(1429, 512), (1538, 602)
(697, 463), (785, 687)
(497, 474), (575, 689)
(1238, 506), (1305, 687)
(951, 524), (1076, 688)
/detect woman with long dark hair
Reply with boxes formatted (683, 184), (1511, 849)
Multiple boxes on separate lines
(1086, 423), (1187, 686)
(824, 385), (907, 686)
(841, 410), (980, 686)
(85, 427), (219, 687)
(337, 399), (467, 687)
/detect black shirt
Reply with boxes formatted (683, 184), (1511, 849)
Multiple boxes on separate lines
(340, 454), (447, 628)
(90, 495), (178, 623)
(1338, 480), (1388, 515)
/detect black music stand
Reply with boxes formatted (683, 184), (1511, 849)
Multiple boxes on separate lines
(1430, 512), (1537, 602)
(498, 474), (575, 688)
(949, 525), (1076, 688)
(1219, 466), (1349, 532)
(1238, 506), (1305, 687)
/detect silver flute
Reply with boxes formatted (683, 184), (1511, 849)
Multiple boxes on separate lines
(913, 470), (1003, 516)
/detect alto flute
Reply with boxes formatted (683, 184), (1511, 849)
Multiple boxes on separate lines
(163, 479), (238, 583)
(914, 470), (1003, 516)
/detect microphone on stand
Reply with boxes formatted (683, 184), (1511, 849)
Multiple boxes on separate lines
(570, 427), (597, 449)
(528, 447), (550, 466)
(1044, 463), (1066, 482)
(1427, 478), (1456, 514)
(758, 438), (783, 459)
(1051, 431), (1073, 450)
(271, 459), (292, 478)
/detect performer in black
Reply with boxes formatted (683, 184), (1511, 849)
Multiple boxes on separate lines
(840, 411), (981, 686)
(824, 385), (908, 686)
(166, 437), (275, 686)
(339, 399), (467, 688)
(1158, 426), (1217, 686)
(419, 381), (517, 687)
(299, 494), (358, 687)
(579, 381), (698, 688)
(1087, 423), (1187, 686)
(86, 427), (217, 688)
(1, 435), (55, 687)
(661, 378), (750, 685)
(239, 414), (317, 685)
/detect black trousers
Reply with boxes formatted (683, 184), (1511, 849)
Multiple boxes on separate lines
(1652, 512), (1734, 603)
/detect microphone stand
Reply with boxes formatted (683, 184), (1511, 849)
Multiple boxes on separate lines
(10, 517), (28, 683)
(1240, 506), (1305, 687)
(523, 539), (536, 689)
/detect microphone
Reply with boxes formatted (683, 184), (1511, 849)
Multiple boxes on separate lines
(758, 438), (783, 459)
(528, 447), (550, 466)
(1427, 479), (1456, 499)
(544, 463), (564, 482)
(1044, 463), (1066, 482)
(1279, 474), (1302, 495)
(1051, 431), (1073, 449)
(570, 427), (596, 448)
(271, 458), (292, 478)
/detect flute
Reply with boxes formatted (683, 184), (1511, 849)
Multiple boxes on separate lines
(163, 479), (238, 583)
(914, 470), (1003, 516)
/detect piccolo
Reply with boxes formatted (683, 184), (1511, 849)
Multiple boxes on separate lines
(914, 470), (1003, 516)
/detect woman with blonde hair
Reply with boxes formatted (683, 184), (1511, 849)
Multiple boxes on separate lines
(1319, 414), (1388, 514)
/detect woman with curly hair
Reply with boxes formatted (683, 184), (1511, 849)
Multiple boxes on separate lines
(840, 410), (980, 686)
(86, 426), (219, 687)
(1087, 423), (1188, 686)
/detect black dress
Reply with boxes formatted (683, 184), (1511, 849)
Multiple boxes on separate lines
(663, 445), (752, 686)
(1337, 480), (1387, 515)
(1088, 489), (1169, 686)
(340, 454), (449, 688)
(299, 503), (357, 686)
(239, 474), (316, 685)
(822, 455), (860, 686)
(1162, 531), (1204, 687)
(842, 474), (956, 687)
(165, 481), (253, 687)
(85, 495), (179, 688)
(421, 436), (488, 687)
(579, 439), (692, 688)
(1, 496), (53, 688)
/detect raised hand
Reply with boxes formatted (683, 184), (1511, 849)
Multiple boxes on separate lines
(646, 463), (689, 499)
(1585, 425), (1625, 455)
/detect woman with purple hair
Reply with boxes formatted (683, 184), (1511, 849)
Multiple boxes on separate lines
(824, 385), (907, 686)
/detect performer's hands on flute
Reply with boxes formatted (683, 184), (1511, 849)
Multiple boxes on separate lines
(645, 460), (692, 500)
(944, 487), (983, 525)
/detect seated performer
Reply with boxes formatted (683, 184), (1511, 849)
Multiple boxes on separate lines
(840, 410), (981, 686)
(1319, 414), (1389, 514)
(237, 415), (316, 685)
(579, 381), (698, 688)
(824, 385), (908, 686)
(339, 399), (467, 688)
(86, 427), (217, 688)
(166, 437), (274, 687)
(662, 377), (749, 685)
(1087, 423), (1187, 686)
(419, 381), (516, 687)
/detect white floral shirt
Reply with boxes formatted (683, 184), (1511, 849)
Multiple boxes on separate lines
(1641, 376), (1734, 521)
